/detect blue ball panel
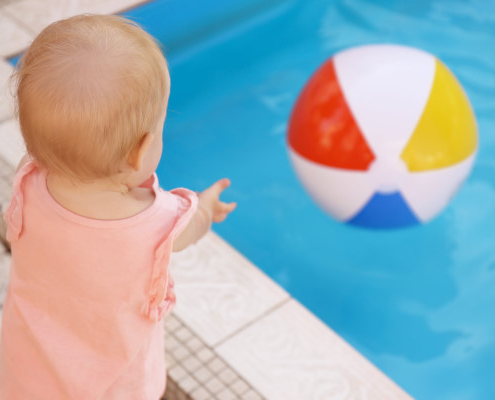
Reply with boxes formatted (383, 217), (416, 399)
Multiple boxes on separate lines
(347, 192), (420, 229)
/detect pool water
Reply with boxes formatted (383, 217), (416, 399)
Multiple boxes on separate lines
(124, 1), (495, 398)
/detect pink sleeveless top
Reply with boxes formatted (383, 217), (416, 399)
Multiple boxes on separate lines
(0, 161), (197, 400)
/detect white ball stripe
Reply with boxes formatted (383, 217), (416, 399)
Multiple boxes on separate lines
(334, 44), (436, 162)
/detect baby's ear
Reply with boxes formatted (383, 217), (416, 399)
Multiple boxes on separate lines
(127, 133), (155, 171)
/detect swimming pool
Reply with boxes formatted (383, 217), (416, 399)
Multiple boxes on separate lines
(124, 1), (495, 398)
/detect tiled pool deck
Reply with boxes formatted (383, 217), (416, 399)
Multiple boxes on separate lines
(0, 1), (413, 399)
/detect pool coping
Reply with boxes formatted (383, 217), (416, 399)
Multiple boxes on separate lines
(0, 1), (413, 399)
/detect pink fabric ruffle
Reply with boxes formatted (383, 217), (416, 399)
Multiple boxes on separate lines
(143, 188), (197, 322)
(145, 237), (176, 322)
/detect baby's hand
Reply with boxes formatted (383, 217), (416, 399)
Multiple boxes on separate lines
(199, 178), (236, 223)
(173, 179), (235, 252)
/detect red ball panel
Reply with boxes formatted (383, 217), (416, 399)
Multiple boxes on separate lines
(288, 58), (375, 170)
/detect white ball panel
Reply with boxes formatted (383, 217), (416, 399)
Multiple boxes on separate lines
(368, 157), (409, 194)
(289, 149), (374, 221)
(333, 44), (436, 162)
(399, 153), (476, 222)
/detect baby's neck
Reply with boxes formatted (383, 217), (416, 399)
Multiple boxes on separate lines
(46, 173), (154, 220)
(47, 173), (130, 195)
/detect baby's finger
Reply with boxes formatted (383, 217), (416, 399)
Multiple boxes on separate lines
(211, 178), (231, 195)
(217, 201), (237, 213)
(213, 212), (227, 223)
(213, 202), (237, 223)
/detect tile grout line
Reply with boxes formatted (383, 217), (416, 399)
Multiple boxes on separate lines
(165, 312), (266, 399)
(212, 296), (291, 349)
(168, 322), (215, 395)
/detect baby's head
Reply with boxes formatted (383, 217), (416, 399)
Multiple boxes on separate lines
(14, 14), (169, 184)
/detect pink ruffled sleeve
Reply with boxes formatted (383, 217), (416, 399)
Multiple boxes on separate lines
(144, 188), (198, 322)
(3, 161), (36, 242)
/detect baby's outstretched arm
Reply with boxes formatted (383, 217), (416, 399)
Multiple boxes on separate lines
(172, 179), (236, 252)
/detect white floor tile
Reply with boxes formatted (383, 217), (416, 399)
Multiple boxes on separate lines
(3, 0), (148, 36)
(0, 60), (15, 122)
(0, 249), (11, 337)
(170, 232), (289, 347)
(0, 249), (10, 305)
(215, 299), (413, 400)
(0, 11), (33, 57)
(0, 118), (25, 169)
(0, 168), (13, 209)
(87, 0), (149, 15)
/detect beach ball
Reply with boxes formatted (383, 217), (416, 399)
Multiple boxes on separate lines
(287, 44), (478, 229)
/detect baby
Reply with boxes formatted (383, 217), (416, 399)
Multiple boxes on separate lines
(0, 14), (235, 399)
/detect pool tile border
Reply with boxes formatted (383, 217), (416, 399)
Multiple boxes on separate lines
(170, 233), (289, 348)
(169, 232), (413, 400)
(216, 298), (411, 400)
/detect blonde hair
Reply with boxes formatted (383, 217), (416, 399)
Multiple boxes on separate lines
(13, 14), (168, 182)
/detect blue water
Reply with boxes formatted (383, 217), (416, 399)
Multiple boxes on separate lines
(123, 1), (495, 398)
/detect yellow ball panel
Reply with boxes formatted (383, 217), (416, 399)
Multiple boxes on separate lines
(401, 59), (478, 171)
